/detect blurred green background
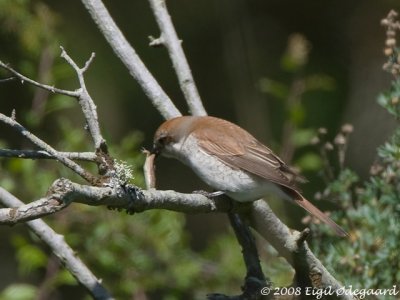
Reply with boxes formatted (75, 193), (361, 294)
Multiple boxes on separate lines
(1, 0), (400, 299)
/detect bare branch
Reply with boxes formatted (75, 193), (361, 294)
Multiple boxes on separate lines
(0, 60), (78, 97)
(0, 178), (349, 298)
(0, 77), (16, 83)
(0, 113), (98, 184)
(0, 187), (114, 300)
(1, 49), (107, 153)
(59, 47), (107, 151)
(216, 212), (270, 299)
(249, 200), (352, 299)
(0, 149), (97, 162)
(80, 0), (181, 120)
(0, 179), (231, 225)
(148, 0), (207, 116)
(0, 197), (69, 225)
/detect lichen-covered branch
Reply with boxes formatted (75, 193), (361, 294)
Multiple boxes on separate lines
(0, 179), (231, 225)
(0, 178), (350, 298)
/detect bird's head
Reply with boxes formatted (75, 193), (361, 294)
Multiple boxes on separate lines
(152, 116), (198, 158)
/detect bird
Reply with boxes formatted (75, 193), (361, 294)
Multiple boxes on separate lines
(152, 115), (347, 236)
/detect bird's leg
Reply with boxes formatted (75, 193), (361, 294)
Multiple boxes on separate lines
(192, 190), (225, 198)
(107, 184), (144, 214)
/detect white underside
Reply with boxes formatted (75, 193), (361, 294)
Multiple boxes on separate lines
(163, 135), (288, 202)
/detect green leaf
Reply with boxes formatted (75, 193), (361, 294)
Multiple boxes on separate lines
(291, 128), (316, 147)
(15, 244), (47, 275)
(288, 103), (305, 125)
(258, 78), (289, 99)
(295, 153), (322, 171)
(54, 270), (77, 286)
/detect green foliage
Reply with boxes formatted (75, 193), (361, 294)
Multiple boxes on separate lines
(0, 0), (58, 57)
(0, 284), (37, 300)
(11, 235), (48, 276)
(308, 78), (400, 293)
(259, 33), (335, 172)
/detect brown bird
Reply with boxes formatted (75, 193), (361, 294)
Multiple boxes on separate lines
(152, 115), (347, 236)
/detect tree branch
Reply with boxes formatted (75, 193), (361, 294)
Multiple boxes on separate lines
(80, 0), (181, 120)
(249, 200), (352, 299)
(0, 149), (97, 162)
(0, 113), (98, 184)
(0, 60), (78, 97)
(0, 187), (114, 300)
(59, 47), (106, 151)
(0, 179), (231, 225)
(0, 179), (350, 298)
(0, 48), (110, 165)
(208, 213), (270, 300)
(147, 0), (207, 116)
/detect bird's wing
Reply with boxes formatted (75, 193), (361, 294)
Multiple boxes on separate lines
(194, 118), (300, 190)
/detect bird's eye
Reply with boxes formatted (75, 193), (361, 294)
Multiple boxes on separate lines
(153, 135), (171, 153)
(158, 136), (168, 145)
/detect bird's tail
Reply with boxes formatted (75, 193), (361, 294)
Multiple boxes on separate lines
(284, 187), (348, 237)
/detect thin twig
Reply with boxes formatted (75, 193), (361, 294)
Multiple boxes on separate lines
(0, 149), (97, 162)
(0, 47), (107, 154)
(0, 60), (78, 97)
(0, 187), (114, 300)
(59, 47), (106, 151)
(0, 77), (16, 83)
(147, 0), (206, 116)
(80, 0), (181, 120)
(0, 113), (98, 184)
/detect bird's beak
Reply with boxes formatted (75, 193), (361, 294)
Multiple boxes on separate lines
(150, 143), (161, 158)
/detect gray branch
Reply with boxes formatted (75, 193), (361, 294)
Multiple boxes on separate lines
(80, 0), (181, 120)
(0, 60), (78, 97)
(0, 113), (98, 184)
(249, 200), (352, 300)
(0, 179), (351, 299)
(0, 187), (114, 300)
(1, 48), (108, 154)
(0, 179), (231, 225)
(59, 47), (106, 151)
(148, 0), (207, 116)
(0, 149), (97, 162)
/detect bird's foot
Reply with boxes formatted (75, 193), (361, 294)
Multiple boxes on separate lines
(192, 190), (225, 199)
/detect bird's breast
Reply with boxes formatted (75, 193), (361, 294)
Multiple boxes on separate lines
(165, 135), (285, 202)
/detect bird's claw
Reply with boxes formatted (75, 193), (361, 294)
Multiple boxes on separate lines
(124, 185), (144, 214)
(192, 190), (225, 198)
